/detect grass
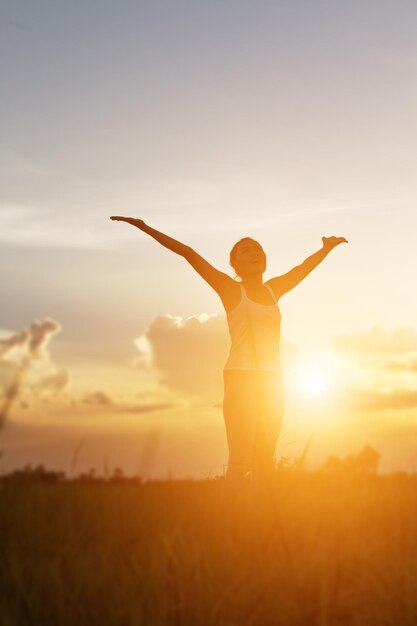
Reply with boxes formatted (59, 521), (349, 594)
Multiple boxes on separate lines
(1, 469), (417, 625)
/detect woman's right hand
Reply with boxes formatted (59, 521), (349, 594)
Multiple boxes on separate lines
(110, 216), (146, 229)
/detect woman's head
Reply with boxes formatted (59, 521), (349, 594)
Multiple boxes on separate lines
(229, 237), (266, 280)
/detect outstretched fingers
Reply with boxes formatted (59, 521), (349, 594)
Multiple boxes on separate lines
(322, 235), (349, 249)
(110, 216), (146, 230)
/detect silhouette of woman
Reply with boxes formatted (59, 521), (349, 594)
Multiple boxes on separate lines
(110, 216), (347, 507)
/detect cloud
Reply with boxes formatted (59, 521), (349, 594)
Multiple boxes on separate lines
(0, 330), (28, 357)
(382, 358), (417, 373)
(135, 312), (299, 403)
(344, 387), (417, 412)
(81, 391), (114, 407)
(0, 318), (61, 361)
(332, 326), (417, 357)
(125, 402), (177, 415)
(0, 360), (17, 392)
(33, 368), (70, 393)
(80, 389), (178, 415)
(135, 313), (229, 401)
(133, 335), (153, 369)
(0, 318), (66, 427)
(27, 319), (61, 357)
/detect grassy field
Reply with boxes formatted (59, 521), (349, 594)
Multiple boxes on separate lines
(1, 468), (417, 626)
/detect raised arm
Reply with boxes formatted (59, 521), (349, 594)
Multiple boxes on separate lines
(265, 236), (348, 298)
(110, 216), (234, 295)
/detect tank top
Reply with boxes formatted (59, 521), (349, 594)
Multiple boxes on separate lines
(224, 283), (282, 373)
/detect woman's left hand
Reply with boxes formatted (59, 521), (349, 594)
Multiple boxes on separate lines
(322, 236), (348, 250)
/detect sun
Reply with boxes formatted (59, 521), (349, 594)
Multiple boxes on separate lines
(297, 369), (328, 396)
(289, 350), (339, 401)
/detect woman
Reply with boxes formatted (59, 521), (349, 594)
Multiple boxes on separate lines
(110, 216), (347, 506)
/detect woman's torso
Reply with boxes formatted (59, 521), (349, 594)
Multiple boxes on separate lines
(223, 283), (282, 374)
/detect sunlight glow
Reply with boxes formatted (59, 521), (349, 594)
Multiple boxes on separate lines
(297, 368), (329, 397)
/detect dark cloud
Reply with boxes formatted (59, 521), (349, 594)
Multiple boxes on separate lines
(82, 391), (114, 406)
(332, 326), (417, 357)
(6, 19), (33, 33)
(125, 402), (177, 414)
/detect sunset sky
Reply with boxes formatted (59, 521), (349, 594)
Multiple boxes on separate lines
(1, 0), (416, 477)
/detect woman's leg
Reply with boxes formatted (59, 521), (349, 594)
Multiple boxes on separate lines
(251, 372), (285, 503)
(222, 370), (258, 507)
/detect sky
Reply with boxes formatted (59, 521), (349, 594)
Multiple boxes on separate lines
(1, 0), (416, 477)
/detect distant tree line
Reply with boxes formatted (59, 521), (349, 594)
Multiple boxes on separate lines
(0, 445), (395, 484)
